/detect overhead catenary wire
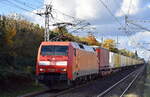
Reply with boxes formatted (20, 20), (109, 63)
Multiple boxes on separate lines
(51, 7), (92, 34)
(127, 0), (132, 15)
(49, 0), (54, 5)
(33, 0), (43, 5)
(114, 0), (136, 46)
(3, 0), (44, 18)
(0, 0), (44, 17)
(97, 0), (123, 26)
(126, 22), (148, 47)
(124, 17), (150, 51)
(113, 0), (126, 15)
(129, 22), (150, 32)
(11, 0), (38, 10)
(52, 8), (85, 24)
(97, 0), (129, 46)
(114, 0), (142, 48)
(123, 0), (150, 49)
(128, 19), (150, 23)
(1, 0), (94, 39)
(122, 0), (133, 42)
(97, 0), (132, 46)
(1, 0), (148, 52)
(123, 24), (147, 52)
(114, 0), (141, 49)
(5, 0), (32, 12)
(70, 23), (91, 33)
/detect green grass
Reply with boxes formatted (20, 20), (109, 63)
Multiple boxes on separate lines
(0, 64), (47, 97)
(0, 82), (46, 97)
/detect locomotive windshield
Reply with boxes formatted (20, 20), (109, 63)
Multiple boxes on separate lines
(41, 45), (68, 56)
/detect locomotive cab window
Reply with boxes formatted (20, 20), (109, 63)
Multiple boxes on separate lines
(41, 45), (68, 56)
(74, 48), (76, 56)
(93, 48), (96, 51)
(78, 44), (84, 49)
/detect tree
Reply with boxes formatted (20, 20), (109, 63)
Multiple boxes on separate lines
(86, 33), (101, 46)
(52, 26), (68, 34)
(4, 19), (16, 47)
(51, 26), (70, 41)
(134, 50), (138, 58)
(102, 39), (116, 50)
(78, 32), (101, 46)
(0, 16), (6, 50)
(119, 49), (137, 58)
(0, 16), (17, 66)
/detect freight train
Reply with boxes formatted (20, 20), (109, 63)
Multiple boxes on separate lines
(36, 42), (144, 88)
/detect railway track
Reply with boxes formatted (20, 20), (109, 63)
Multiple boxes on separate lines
(97, 65), (145, 97)
(19, 65), (145, 97)
(19, 79), (95, 97)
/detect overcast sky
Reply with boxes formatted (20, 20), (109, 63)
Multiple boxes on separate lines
(0, 0), (150, 60)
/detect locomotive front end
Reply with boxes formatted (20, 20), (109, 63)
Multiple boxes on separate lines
(36, 42), (70, 88)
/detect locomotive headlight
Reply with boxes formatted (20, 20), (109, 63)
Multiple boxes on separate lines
(40, 68), (44, 71)
(39, 61), (50, 65)
(56, 61), (67, 66)
(61, 68), (66, 71)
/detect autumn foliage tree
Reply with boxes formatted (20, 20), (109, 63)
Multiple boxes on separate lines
(0, 15), (141, 92)
(101, 39), (138, 57)
(102, 39), (115, 49)
(102, 39), (119, 52)
(79, 33), (101, 46)
(0, 16), (17, 67)
(0, 15), (44, 78)
(119, 49), (138, 58)
(0, 15), (138, 82)
(51, 26), (76, 41)
(51, 27), (101, 46)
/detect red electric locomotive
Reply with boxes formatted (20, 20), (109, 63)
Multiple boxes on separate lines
(36, 41), (144, 89)
(36, 41), (98, 88)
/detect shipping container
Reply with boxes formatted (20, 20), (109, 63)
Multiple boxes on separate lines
(96, 47), (109, 70)
(109, 52), (115, 68)
(114, 53), (121, 68)
(121, 55), (126, 67)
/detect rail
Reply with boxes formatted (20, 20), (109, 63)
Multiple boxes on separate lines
(97, 65), (145, 97)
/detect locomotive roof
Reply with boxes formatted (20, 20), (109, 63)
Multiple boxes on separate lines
(41, 41), (95, 52)
(41, 41), (70, 45)
(90, 45), (109, 51)
(71, 42), (95, 52)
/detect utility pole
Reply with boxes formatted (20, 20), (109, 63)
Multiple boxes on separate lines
(36, 4), (53, 41)
(116, 16), (128, 46)
(125, 16), (150, 32)
(117, 34), (119, 45)
(101, 32), (104, 43)
(125, 15), (128, 33)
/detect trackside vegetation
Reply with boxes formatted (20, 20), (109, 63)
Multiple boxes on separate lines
(0, 15), (139, 96)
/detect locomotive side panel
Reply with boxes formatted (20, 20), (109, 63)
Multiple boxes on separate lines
(71, 48), (99, 80)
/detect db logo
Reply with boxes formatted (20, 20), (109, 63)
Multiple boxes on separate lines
(51, 61), (55, 65)
(52, 58), (55, 60)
